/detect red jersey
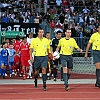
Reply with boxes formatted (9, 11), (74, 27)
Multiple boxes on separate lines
(14, 40), (21, 52)
(20, 42), (30, 57)
(14, 40), (22, 52)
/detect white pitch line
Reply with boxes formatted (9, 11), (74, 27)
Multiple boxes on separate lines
(0, 85), (98, 89)
(0, 92), (100, 94)
(0, 99), (99, 100)
(34, 98), (100, 100)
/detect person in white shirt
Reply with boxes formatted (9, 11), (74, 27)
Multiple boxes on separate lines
(27, 32), (34, 79)
(83, 6), (90, 14)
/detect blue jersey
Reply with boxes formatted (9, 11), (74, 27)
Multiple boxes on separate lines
(1, 48), (9, 61)
(8, 49), (16, 62)
(0, 48), (2, 63)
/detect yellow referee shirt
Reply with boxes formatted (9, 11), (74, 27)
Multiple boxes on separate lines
(48, 39), (51, 45)
(30, 37), (50, 56)
(89, 32), (100, 50)
(58, 38), (79, 55)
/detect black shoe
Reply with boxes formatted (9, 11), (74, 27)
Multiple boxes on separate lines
(54, 78), (56, 81)
(95, 83), (100, 88)
(61, 78), (63, 81)
(43, 86), (47, 91)
(34, 80), (37, 88)
(65, 86), (70, 91)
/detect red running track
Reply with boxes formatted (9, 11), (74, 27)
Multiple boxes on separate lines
(0, 84), (100, 100)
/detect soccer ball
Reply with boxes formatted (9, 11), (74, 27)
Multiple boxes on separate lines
(53, 51), (60, 59)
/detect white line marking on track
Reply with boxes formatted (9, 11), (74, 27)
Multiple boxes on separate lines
(1, 98), (99, 100)
(0, 86), (99, 89)
(34, 98), (100, 100)
(0, 92), (100, 94)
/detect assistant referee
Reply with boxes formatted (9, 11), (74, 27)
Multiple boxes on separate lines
(85, 25), (100, 88)
(56, 28), (82, 91)
(30, 28), (50, 91)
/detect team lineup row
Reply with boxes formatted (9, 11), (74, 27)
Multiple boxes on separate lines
(0, 26), (100, 91)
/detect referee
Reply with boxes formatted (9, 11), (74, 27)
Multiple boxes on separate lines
(85, 25), (100, 88)
(56, 28), (82, 91)
(30, 28), (50, 91)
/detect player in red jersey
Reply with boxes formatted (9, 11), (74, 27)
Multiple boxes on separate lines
(13, 35), (22, 75)
(20, 36), (30, 80)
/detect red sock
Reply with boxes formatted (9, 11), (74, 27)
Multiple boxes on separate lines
(15, 63), (18, 73)
(12, 66), (15, 71)
(22, 69), (25, 75)
(26, 67), (29, 76)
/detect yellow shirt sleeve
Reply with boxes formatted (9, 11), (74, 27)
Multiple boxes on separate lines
(89, 34), (95, 43)
(73, 39), (79, 49)
(47, 39), (51, 53)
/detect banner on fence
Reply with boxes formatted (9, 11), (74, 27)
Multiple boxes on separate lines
(1, 23), (39, 35)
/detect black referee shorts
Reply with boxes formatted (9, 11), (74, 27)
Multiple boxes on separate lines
(60, 54), (73, 69)
(34, 56), (48, 70)
(93, 50), (100, 64)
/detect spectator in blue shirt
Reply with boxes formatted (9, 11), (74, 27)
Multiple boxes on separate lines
(2, 14), (9, 23)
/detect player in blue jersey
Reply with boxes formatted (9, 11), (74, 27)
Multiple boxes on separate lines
(0, 42), (9, 78)
(0, 45), (2, 76)
(8, 42), (16, 78)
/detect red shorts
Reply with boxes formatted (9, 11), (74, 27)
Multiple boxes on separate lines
(21, 56), (30, 67)
(14, 54), (20, 63)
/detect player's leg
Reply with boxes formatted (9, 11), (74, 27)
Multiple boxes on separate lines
(60, 55), (69, 91)
(21, 57), (26, 80)
(95, 63), (100, 87)
(0, 62), (4, 78)
(59, 59), (63, 81)
(61, 66), (63, 81)
(25, 57), (30, 79)
(41, 56), (48, 91)
(93, 51), (100, 87)
(0, 62), (1, 76)
(14, 54), (20, 75)
(9, 62), (13, 78)
(34, 56), (40, 88)
(47, 61), (51, 80)
(67, 56), (73, 81)
(27, 60), (33, 79)
(39, 68), (42, 78)
(3, 63), (7, 79)
(53, 60), (58, 81)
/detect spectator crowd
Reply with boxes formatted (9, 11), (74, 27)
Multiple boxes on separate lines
(0, 0), (100, 39)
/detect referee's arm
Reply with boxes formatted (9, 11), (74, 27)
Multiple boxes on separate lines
(30, 48), (33, 63)
(29, 39), (34, 63)
(77, 48), (83, 53)
(84, 42), (91, 58)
